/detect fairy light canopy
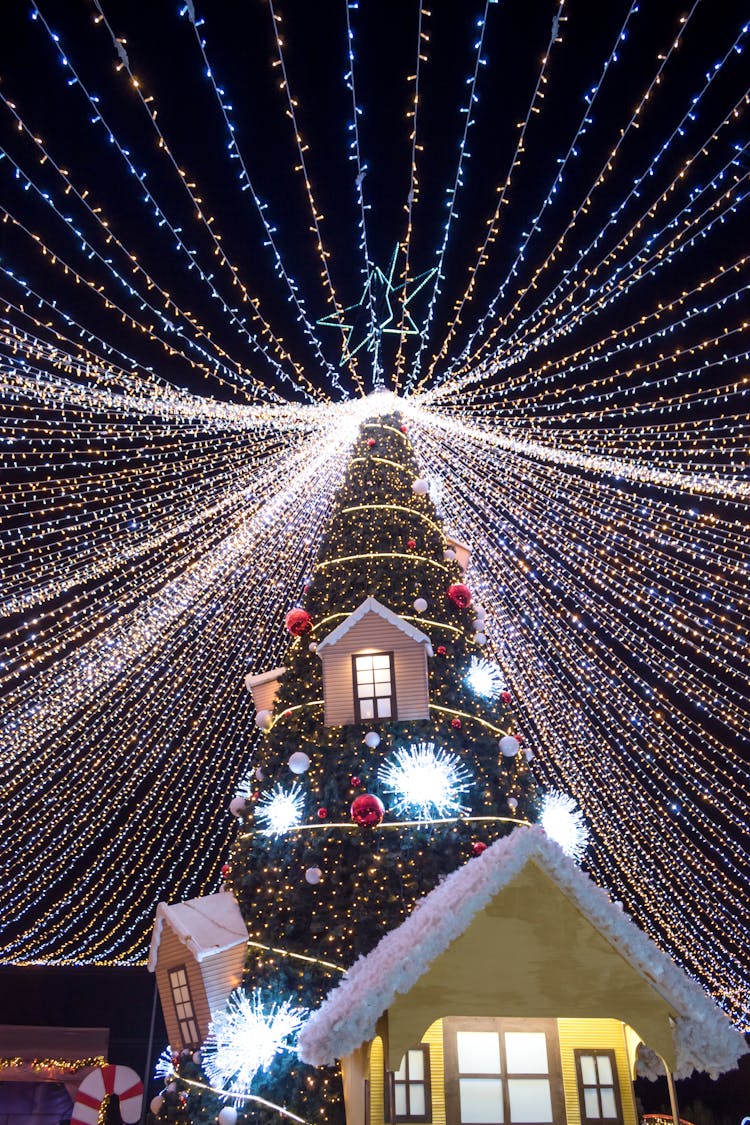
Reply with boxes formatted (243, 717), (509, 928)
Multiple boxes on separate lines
(0, 0), (748, 1040)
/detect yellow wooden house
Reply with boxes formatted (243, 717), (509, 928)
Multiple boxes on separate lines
(298, 827), (745, 1125)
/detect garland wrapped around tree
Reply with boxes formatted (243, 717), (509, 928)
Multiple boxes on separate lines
(153, 413), (541, 1125)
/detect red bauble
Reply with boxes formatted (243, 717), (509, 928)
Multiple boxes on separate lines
(500, 690), (512, 704)
(317, 807), (328, 820)
(451, 717), (462, 729)
(367, 437), (377, 447)
(351, 793), (385, 828)
(407, 538), (417, 549)
(471, 841), (487, 857)
(400, 425), (408, 433)
(447, 583), (472, 608)
(350, 776), (362, 789)
(285, 608), (313, 636)
(436, 645), (447, 656)
(220, 863), (231, 877)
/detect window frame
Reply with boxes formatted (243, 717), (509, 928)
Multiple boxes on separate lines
(388, 1044), (432, 1124)
(443, 1016), (565, 1125)
(574, 1049), (624, 1124)
(352, 650), (398, 723)
(167, 964), (200, 1047)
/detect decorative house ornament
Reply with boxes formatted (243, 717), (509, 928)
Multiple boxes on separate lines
(299, 827), (746, 1124)
(444, 532), (473, 573)
(148, 894), (248, 1052)
(316, 597), (433, 727)
(244, 667), (286, 713)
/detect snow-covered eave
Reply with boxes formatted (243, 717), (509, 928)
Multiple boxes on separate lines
(148, 894), (247, 972)
(297, 826), (746, 1079)
(244, 666), (286, 691)
(316, 597), (434, 655)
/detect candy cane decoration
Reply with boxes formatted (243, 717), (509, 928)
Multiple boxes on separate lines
(72, 1064), (143, 1125)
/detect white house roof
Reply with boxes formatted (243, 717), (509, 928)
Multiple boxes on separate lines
(148, 892), (247, 971)
(445, 531), (472, 554)
(298, 826), (746, 1078)
(244, 666), (286, 692)
(316, 597), (434, 656)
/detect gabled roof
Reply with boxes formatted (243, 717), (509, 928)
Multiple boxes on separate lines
(298, 826), (746, 1079)
(316, 597), (433, 656)
(445, 530), (472, 555)
(244, 666), (286, 692)
(148, 892), (247, 971)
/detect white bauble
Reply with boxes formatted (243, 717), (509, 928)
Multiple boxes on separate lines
(305, 866), (322, 885)
(255, 709), (273, 730)
(192, 1050), (202, 1064)
(499, 735), (520, 757)
(444, 548), (457, 562)
(507, 797), (518, 812)
(255, 766), (265, 780)
(474, 632), (487, 645)
(413, 597), (428, 613)
(474, 604), (486, 621)
(524, 746), (535, 762)
(472, 618), (484, 632)
(411, 478), (429, 495)
(308, 642), (318, 653)
(150, 1096), (164, 1114)
(166, 1082), (177, 1094)
(364, 731), (381, 749)
(288, 751), (311, 775)
(218, 1109), (238, 1125)
(228, 796), (247, 817)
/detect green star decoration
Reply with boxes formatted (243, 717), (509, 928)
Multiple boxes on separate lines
(318, 247), (437, 367)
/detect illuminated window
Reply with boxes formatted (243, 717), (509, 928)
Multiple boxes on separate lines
(353, 652), (396, 721)
(575, 1051), (622, 1123)
(444, 1018), (563, 1124)
(168, 965), (199, 1046)
(391, 1046), (431, 1122)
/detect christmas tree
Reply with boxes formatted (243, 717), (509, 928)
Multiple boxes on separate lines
(153, 412), (541, 1124)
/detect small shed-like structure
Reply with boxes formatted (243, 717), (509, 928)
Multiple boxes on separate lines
(244, 666), (286, 713)
(316, 598), (433, 727)
(445, 532), (472, 573)
(148, 892), (248, 1051)
(299, 827), (746, 1125)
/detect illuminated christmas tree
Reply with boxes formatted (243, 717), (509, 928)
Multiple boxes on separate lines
(152, 412), (543, 1124)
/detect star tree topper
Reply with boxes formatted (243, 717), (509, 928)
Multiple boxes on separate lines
(318, 246), (436, 366)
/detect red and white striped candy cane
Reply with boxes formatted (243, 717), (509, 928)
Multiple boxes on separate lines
(71, 1063), (143, 1125)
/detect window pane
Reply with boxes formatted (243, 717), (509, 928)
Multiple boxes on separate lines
(459, 1078), (503, 1123)
(507, 1079), (553, 1123)
(410, 1085), (426, 1116)
(408, 1050), (424, 1080)
(357, 672), (374, 690)
(457, 1031), (501, 1074)
(596, 1055), (613, 1085)
(377, 698), (391, 718)
(355, 655), (373, 670)
(375, 681), (392, 696)
(372, 655), (391, 669)
(373, 667), (392, 683)
(600, 1088), (617, 1118)
(359, 699), (374, 719)
(504, 1032), (548, 1075)
(583, 1088), (600, 1116)
(579, 1055), (597, 1085)
(395, 1086), (407, 1116)
(394, 1056), (407, 1080)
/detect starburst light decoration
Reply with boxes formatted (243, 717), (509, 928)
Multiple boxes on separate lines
(153, 1045), (176, 1081)
(465, 656), (505, 701)
(255, 783), (305, 836)
(202, 988), (309, 1096)
(541, 791), (590, 863)
(378, 742), (473, 821)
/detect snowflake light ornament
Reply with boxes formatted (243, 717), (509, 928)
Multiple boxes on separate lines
(541, 790), (590, 862)
(153, 1045), (176, 1080)
(256, 782), (305, 836)
(378, 742), (472, 821)
(202, 988), (308, 1096)
(465, 656), (504, 702)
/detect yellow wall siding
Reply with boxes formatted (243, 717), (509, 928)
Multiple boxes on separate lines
(369, 1036), (385, 1125)
(557, 1018), (637, 1125)
(250, 677), (282, 713)
(423, 1019), (446, 1125)
(320, 614), (430, 726)
(154, 928), (212, 1048)
(200, 944), (246, 1019)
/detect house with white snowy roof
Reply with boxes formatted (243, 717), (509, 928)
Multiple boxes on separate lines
(316, 597), (434, 727)
(148, 892), (247, 1051)
(298, 826), (745, 1125)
